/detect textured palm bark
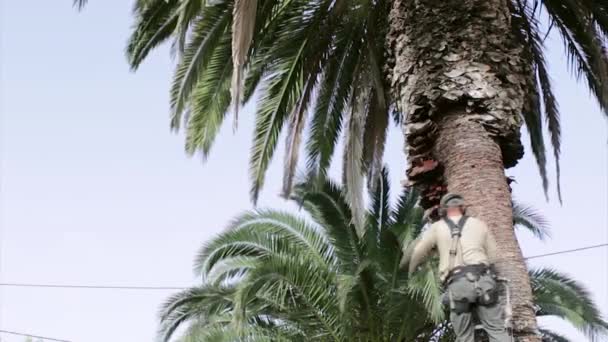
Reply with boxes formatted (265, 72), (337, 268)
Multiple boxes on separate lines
(435, 113), (539, 341)
(387, 0), (535, 212)
(387, 0), (540, 340)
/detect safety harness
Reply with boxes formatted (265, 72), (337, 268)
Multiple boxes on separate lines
(444, 215), (470, 313)
(444, 215), (468, 271)
(443, 215), (514, 338)
(444, 216), (498, 308)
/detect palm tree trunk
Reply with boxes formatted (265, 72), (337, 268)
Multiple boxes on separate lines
(387, 0), (540, 340)
(434, 112), (538, 341)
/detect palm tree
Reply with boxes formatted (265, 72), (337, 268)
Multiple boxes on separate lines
(74, 0), (608, 339)
(158, 170), (607, 341)
(386, 2), (608, 339)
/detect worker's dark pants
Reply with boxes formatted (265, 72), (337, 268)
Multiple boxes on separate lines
(448, 275), (510, 342)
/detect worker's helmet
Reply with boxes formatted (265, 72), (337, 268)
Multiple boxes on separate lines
(439, 193), (466, 216)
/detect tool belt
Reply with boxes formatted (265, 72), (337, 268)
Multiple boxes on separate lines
(444, 263), (494, 287)
(443, 263), (500, 312)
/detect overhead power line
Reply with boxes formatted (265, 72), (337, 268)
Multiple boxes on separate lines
(0, 243), (606, 292)
(523, 243), (607, 260)
(0, 329), (71, 342)
(0, 283), (186, 290)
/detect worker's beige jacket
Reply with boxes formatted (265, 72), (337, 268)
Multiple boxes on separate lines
(407, 215), (498, 282)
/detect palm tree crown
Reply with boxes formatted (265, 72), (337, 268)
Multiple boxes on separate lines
(73, 0), (608, 206)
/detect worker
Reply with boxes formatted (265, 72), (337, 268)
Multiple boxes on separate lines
(405, 193), (510, 342)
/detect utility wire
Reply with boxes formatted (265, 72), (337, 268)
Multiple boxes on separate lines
(523, 243), (607, 260)
(0, 243), (606, 292)
(0, 283), (186, 290)
(0, 329), (71, 342)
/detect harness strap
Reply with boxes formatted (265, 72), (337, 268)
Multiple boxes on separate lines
(444, 215), (468, 270)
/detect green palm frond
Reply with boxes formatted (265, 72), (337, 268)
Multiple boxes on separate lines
(248, 53), (305, 203)
(391, 186), (424, 246)
(233, 252), (342, 340)
(512, 1), (551, 198)
(305, 26), (363, 185)
(173, 0), (202, 55)
(536, 51), (563, 202)
(158, 284), (236, 342)
(362, 91), (390, 190)
(362, 0), (391, 188)
(240, 0), (297, 106)
(370, 167), (391, 233)
(407, 262), (445, 323)
(531, 267), (608, 341)
(126, 0), (180, 70)
(179, 322), (300, 342)
(184, 34), (232, 159)
(365, 168), (403, 284)
(513, 200), (551, 240)
(169, 3), (231, 130)
(193, 210), (333, 279)
(542, 0), (608, 114)
(248, 0), (329, 203)
(292, 179), (361, 274)
(279, 2), (336, 196)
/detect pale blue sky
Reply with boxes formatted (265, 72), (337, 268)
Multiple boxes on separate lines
(0, 1), (606, 342)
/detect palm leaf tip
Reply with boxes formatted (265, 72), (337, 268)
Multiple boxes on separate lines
(73, 0), (87, 10)
(169, 5), (231, 131)
(531, 268), (608, 341)
(512, 201), (551, 240)
(231, 0), (258, 131)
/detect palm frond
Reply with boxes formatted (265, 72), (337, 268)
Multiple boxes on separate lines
(513, 1), (550, 198)
(576, 0), (608, 38)
(158, 284), (236, 342)
(542, 0), (608, 114)
(342, 82), (369, 236)
(126, 0), (180, 70)
(391, 187), (424, 243)
(362, 92), (390, 190)
(305, 26), (363, 184)
(282, 77), (315, 197)
(407, 262), (445, 323)
(370, 167), (391, 233)
(531, 267), (608, 341)
(205, 255), (260, 285)
(512, 200), (551, 240)
(241, 0), (297, 106)
(362, 1), (391, 188)
(194, 210), (333, 279)
(173, 0), (202, 55)
(293, 179), (361, 274)
(169, 4), (231, 130)
(73, 0), (87, 10)
(233, 252), (343, 340)
(184, 34), (232, 159)
(179, 321), (299, 342)
(537, 55), (562, 202)
(249, 0), (334, 203)
(248, 53), (306, 203)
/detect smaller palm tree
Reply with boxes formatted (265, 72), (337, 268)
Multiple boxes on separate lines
(159, 169), (607, 341)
